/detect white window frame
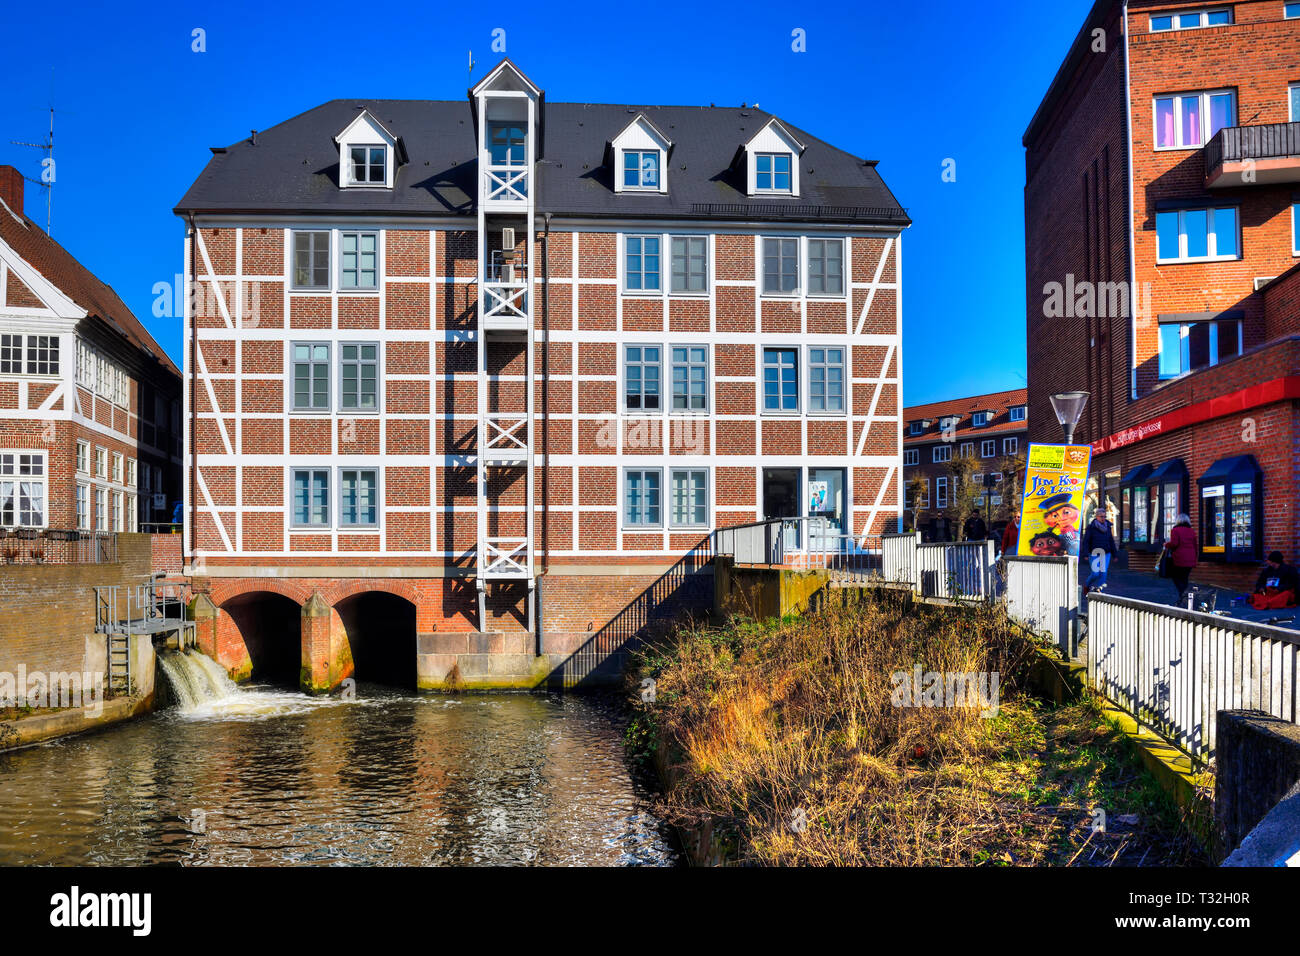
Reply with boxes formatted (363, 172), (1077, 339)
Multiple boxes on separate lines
(0, 333), (60, 377)
(1294, 202), (1300, 256)
(669, 344), (710, 414)
(1149, 7), (1232, 31)
(127, 494), (138, 532)
(761, 237), (801, 296)
(76, 482), (90, 530)
(971, 410), (990, 426)
(95, 487), (108, 532)
(1155, 206), (1240, 263)
(95, 446), (108, 480)
(1288, 2), (1300, 19)
(806, 238), (846, 297)
(1152, 89), (1235, 150)
(1008, 405), (1027, 422)
(0, 451), (48, 529)
(621, 149), (663, 191)
(936, 476), (948, 509)
(754, 151), (794, 194)
(126, 457), (137, 488)
(761, 345), (801, 415)
(933, 445), (952, 464)
(622, 343), (664, 414)
(981, 439), (996, 458)
(669, 235), (710, 295)
(622, 233), (663, 294)
(76, 440), (89, 475)
(110, 490), (123, 532)
(907, 422), (923, 436)
(339, 341), (380, 413)
(668, 467), (709, 529)
(903, 449), (920, 466)
(338, 230), (380, 291)
(806, 346), (846, 415)
(111, 452), (124, 485)
(622, 467), (664, 530)
(959, 441), (975, 458)
(347, 144), (388, 186)
(291, 341), (332, 412)
(338, 467), (381, 529)
(1004, 437), (1019, 455)
(908, 477), (930, 509)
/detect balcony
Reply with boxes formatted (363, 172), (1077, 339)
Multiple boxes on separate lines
(480, 537), (531, 580)
(1205, 121), (1300, 188)
(483, 165), (528, 206)
(481, 280), (529, 332)
(479, 413), (528, 465)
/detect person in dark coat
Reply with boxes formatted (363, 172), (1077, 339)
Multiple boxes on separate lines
(1081, 510), (1119, 593)
(1250, 552), (1300, 610)
(964, 510), (987, 543)
(1162, 514), (1197, 605)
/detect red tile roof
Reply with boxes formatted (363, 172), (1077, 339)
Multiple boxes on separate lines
(0, 196), (179, 377)
(903, 387), (1029, 444)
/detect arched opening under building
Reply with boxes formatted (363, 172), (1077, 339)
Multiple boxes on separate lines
(336, 591), (418, 690)
(221, 592), (303, 687)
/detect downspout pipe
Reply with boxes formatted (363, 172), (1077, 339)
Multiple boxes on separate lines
(186, 214), (198, 574)
(1122, 0), (1139, 401)
(539, 213), (551, 652)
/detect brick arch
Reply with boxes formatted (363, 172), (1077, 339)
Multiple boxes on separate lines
(208, 578), (314, 609)
(327, 579), (421, 609)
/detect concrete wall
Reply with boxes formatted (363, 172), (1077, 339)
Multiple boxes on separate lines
(1215, 709), (1300, 860)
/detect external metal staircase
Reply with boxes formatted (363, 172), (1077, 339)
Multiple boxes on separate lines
(94, 578), (195, 695)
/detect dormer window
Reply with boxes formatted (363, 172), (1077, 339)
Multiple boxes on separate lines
(349, 146), (387, 185)
(623, 150), (661, 190)
(1009, 405), (1027, 422)
(755, 153), (792, 192)
(908, 422), (924, 436)
(334, 109), (400, 190)
(611, 114), (672, 195)
(972, 410), (991, 427)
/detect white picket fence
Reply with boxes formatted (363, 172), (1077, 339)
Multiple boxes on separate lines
(1004, 556), (1079, 657)
(1088, 593), (1300, 758)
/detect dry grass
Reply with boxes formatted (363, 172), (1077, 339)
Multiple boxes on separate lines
(630, 591), (1206, 867)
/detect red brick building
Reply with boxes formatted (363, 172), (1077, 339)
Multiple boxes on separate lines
(0, 166), (182, 548)
(902, 388), (1028, 541)
(1024, 1), (1300, 588)
(175, 60), (909, 690)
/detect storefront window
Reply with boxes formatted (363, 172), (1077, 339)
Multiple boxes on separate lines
(1120, 463), (1156, 550)
(1198, 455), (1261, 562)
(1121, 487), (1132, 543)
(1147, 459), (1188, 549)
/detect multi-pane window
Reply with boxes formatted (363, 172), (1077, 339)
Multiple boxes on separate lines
(95, 447), (108, 479)
(624, 469), (662, 527)
(340, 469), (378, 527)
(1158, 317), (1242, 379)
(77, 340), (96, 389)
(908, 422), (923, 435)
(1004, 437), (1019, 455)
(111, 491), (123, 532)
(972, 411), (990, 426)
(76, 441), (89, 475)
(1154, 91), (1234, 149)
(112, 453), (123, 484)
(671, 346), (708, 411)
(1150, 8), (1231, 30)
(1156, 206), (1238, 262)
(806, 239), (844, 295)
(1009, 406), (1027, 422)
(95, 488), (108, 531)
(670, 237), (707, 293)
(292, 469), (330, 526)
(624, 346), (661, 411)
(127, 495), (138, 533)
(76, 483), (89, 530)
(623, 150), (660, 189)
(762, 238), (799, 294)
(906, 478), (929, 509)
(349, 145), (386, 184)
(292, 231), (330, 289)
(808, 348), (844, 412)
(670, 469), (708, 527)
(936, 476), (948, 508)
(755, 152), (792, 192)
(933, 445), (952, 463)
(981, 439), (996, 458)
(0, 453), (46, 528)
(762, 347), (798, 411)
(0, 334), (59, 375)
(340, 343), (378, 411)
(292, 343), (330, 410)
(625, 236), (661, 291)
(904, 449), (919, 466)
(959, 442), (975, 458)
(126, 458), (137, 488)
(488, 123), (526, 166)
(341, 232), (378, 289)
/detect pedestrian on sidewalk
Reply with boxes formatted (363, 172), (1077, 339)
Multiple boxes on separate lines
(1162, 514), (1197, 606)
(1001, 512), (1019, 557)
(964, 509), (987, 544)
(1081, 510), (1118, 593)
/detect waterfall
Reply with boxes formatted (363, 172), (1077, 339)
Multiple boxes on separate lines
(156, 649), (239, 711)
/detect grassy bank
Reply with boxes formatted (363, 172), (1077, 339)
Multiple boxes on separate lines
(628, 591), (1206, 866)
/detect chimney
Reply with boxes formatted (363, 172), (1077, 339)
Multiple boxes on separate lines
(0, 166), (22, 214)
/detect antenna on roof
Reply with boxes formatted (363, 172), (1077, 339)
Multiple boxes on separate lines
(468, 50), (476, 85)
(10, 71), (56, 234)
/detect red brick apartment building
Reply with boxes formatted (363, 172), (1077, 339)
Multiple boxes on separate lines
(174, 60), (909, 691)
(902, 388), (1028, 541)
(0, 166), (182, 549)
(1024, 1), (1300, 588)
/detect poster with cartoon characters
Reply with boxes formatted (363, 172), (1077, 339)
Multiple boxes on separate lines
(1014, 444), (1092, 558)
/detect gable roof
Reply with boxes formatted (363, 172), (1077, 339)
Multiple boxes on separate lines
(174, 98), (909, 226)
(903, 388), (1029, 444)
(0, 197), (179, 377)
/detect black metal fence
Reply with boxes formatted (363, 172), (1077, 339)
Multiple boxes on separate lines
(1206, 120), (1300, 171)
(0, 528), (118, 565)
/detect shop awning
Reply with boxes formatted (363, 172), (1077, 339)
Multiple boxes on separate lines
(1148, 458), (1188, 485)
(1119, 464), (1154, 486)
(1197, 455), (1261, 488)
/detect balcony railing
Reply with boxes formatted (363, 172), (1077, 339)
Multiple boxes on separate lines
(480, 413), (529, 463)
(1205, 121), (1300, 187)
(482, 537), (530, 579)
(482, 280), (529, 329)
(484, 165), (528, 203)
(0, 528), (117, 565)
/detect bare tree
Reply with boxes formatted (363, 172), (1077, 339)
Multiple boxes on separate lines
(947, 451), (982, 541)
(905, 475), (929, 534)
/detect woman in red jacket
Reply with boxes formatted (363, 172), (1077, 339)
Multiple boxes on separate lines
(1163, 514), (1197, 606)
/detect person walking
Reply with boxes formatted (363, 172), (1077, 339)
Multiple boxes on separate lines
(964, 509), (987, 543)
(1081, 510), (1119, 593)
(1001, 512), (1020, 557)
(1162, 514), (1198, 606)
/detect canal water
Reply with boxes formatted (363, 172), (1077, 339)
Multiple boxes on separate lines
(0, 663), (678, 866)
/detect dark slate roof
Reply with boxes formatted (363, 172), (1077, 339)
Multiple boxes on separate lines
(175, 99), (909, 226)
(0, 197), (180, 377)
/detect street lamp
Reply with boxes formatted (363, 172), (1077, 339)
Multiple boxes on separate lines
(1049, 391), (1090, 445)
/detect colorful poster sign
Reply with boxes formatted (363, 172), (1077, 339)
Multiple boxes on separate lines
(808, 481), (830, 513)
(1014, 443), (1092, 557)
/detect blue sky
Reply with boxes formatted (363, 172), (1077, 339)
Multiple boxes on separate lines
(0, 0), (1092, 406)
